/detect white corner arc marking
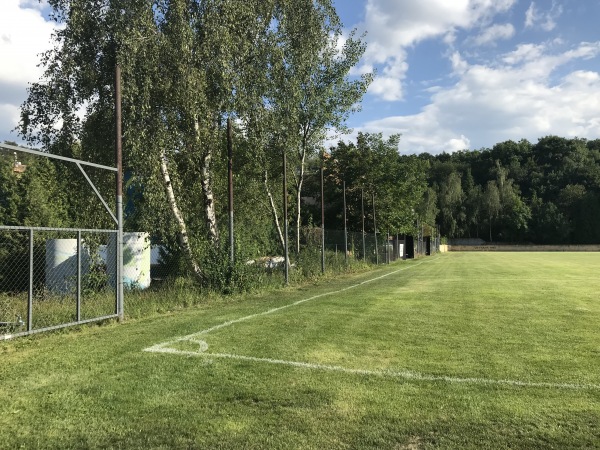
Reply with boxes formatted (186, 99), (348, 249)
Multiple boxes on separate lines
(143, 258), (600, 391)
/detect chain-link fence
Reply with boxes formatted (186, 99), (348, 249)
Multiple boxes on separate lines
(1, 140), (440, 338)
(317, 228), (403, 264)
(1, 141), (120, 340)
(0, 227), (118, 339)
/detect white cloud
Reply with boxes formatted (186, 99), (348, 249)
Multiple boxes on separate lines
(358, 42), (600, 154)
(502, 43), (546, 65)
(524, 1), (563, 31)
(0, 1), (56, 86)
(360, 0), (518, 102)
(525, 2), (536, 28)
(470, 23), (515, 46)
(367, 55), (408, 101)
(0, 0), (56, 142)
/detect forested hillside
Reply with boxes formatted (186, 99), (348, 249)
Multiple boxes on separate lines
(420, 136), (600, 244)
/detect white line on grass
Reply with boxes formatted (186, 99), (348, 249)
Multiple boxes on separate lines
(144, 257), (600, 391)
(144, 261), (427, 353)
(146, 347), (600, 391)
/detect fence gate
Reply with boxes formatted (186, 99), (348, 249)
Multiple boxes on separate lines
(0, 142), (123, 340)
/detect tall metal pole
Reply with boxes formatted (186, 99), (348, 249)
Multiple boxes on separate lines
(421, 221), (424, 256)
(320, 151), (325, 274)
(227, 117), (234, 264)
(27, 229), (33, 331)
(115, 64), (124, 320)
(361, 188), (366, 260)
(343, 180), (348, 264)
(418, 221), (421, 255)
(76, 231), (82, 322)
(283, 150), (289, 284)
(386, 230), (390, 264)
(372, 192), (378, 265)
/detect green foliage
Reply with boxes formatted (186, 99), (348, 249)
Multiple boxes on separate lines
(17, 1), (371, 288)
(321, 133), (428, 236)
(424, 136), (600, 244)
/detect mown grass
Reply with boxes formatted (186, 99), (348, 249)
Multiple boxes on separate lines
(1, 252), (600, 449)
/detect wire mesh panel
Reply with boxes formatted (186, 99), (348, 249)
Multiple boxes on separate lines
(0, 227), (118, 339)
(1, 142), (119, 339)
(0, 229), (29, 335)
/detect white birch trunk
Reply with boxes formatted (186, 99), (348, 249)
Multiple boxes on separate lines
(201, 149), (220, 246)
(264, 169), (285, 251)
(295, 155), (305, 254)
(160, 151), (203, 279)
(196, 118), (220, 247)
(295, 137), (308, 254)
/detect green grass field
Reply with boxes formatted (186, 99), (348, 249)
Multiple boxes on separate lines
(1, 252), (600, 449)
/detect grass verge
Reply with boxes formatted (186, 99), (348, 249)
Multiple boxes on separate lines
(1, 253), (599, 449)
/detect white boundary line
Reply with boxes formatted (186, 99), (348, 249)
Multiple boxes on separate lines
(145, 261), (427, 353)
(148, 348), (600, 391)
(144, 257), (600, 391)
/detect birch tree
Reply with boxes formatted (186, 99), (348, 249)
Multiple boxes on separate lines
(266, 0), (372, 254)
(19, 0), (277, 280)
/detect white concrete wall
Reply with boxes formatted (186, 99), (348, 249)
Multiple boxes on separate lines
(440, 244), (600, 252)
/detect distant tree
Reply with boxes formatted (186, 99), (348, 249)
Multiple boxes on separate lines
(324, 133), (427, 235)
(438, 171), (465, 238)
(483, 181), (500, 242)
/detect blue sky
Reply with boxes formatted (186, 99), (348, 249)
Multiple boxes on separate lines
(1, 0), (599, 154)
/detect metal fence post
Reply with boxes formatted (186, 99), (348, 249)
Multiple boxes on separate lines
(372, 192), (378, 265)
(387, 231), (390, 264)
(283, 150), (289, 285)
(361, 188), (366, 260)
(115, 64), (124, 320)
(76, 231), (81, 322)
(321, 151), (325, 274)
(343, 180), (348, 264)
(227, 117), (234, 264)
(28, 229), (33, 331)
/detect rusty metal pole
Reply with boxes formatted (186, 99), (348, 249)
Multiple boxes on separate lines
(343, 180), (348, 264)
(114, 64), (124, 321)
(283, 150), (289, 285)
(227, 117), (234, 264)
(373, 192), (378, 265)
(361, 188), (366, 260)
(320, 151), (325, 274)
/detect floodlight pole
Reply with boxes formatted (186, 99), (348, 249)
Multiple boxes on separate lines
(114, 64), (124, 320)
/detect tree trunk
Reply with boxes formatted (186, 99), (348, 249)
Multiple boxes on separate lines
(264, 169), (285, 251)
(201, 148), (219, 246)
(160, 151), (203, 279)
(294, 138), (307, 254)
(197, 118), (219, 247)
(295, 160), (305, 254)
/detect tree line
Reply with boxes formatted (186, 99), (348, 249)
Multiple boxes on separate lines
(5, 0), (597, 294)
(421, 136), (600, 244)
(7, 0), (429, 288)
